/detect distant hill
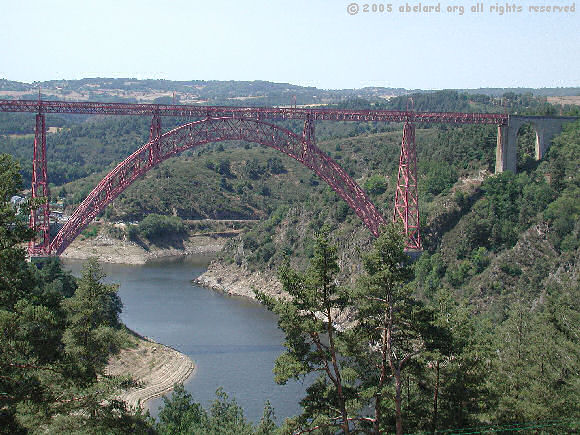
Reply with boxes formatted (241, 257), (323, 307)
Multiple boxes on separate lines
(457, 87), (580, 97)
(0, 78), (406, 106)
(1, 77), (579, 106)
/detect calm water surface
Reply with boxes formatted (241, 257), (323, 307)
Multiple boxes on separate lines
(62, 256), (308, 424)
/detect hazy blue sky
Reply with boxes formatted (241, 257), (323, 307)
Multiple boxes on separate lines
(1, 0), (578, 89)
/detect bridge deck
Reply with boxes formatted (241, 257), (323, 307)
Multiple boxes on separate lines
(0, 98), (508, 125)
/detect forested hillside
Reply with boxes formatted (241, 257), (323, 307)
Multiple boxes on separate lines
(1, 85), (579, 433)
(208, 97), (580, 432)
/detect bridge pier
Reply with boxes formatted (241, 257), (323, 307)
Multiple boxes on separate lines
(495, 115), (577, 174)
(393, 121), (421, 251)
(29, 112), (51, 256)
(495, 124), (514, 174)
(301, 113), (315, 159)
(148, 114), (162, 165)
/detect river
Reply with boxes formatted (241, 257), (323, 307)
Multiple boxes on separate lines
(62, 255), (308, 424)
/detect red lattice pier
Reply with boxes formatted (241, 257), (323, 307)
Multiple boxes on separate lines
(0, 99), (508, 256)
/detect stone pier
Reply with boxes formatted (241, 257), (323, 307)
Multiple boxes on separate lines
(496, 115), (578, 173)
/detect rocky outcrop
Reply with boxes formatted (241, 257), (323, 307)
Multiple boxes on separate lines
(194, 261), (288, 301)
(468, 223), (560, 311)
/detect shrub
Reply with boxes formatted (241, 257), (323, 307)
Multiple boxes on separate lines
(137, 214), (186, 241)
(81, 225), (99, 240)
(364, 174), (387, 195)
(421, 161), (458, 196)
(267, 157), (286, 174)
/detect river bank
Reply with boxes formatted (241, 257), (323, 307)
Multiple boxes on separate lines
(194, 262), (355, 329)
(106, 329), (195, 410)
(61, 229), (288, 302)
(61, 233), (227, 264)
(63, 247), (309, 423)
(64, 234), (286, 410)
(193, 261), (288, 301)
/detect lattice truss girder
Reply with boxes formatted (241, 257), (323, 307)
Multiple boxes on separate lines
(0, 98), (508, 125)
(14, 97), (523, 257)
(393, 122), (421, 250)
(29, 113), (51, 256)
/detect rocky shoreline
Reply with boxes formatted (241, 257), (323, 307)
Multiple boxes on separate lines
(61, 233), (227, 264)
(194, 261), (288, 301)
(106, 331), (195, 410)
(194, 261), (356, 329)
(62, 231), (287, 303)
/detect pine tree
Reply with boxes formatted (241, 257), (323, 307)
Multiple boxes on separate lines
(0, 154), (48, 433)
(256, 401), (277, 435)
(0, 154), (151, 433)
(489, 281), (580, 424)
(0, 154), (35, 309)
(62, 258), (124, 383)
(257, 227), (357, 434)
(347, 224), (447, 434)
(428, 289), (489, 431)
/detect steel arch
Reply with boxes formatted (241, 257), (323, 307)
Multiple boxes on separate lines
(50, 117), (387, 255)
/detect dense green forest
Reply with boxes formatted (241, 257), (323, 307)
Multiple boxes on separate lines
(1, 85), (579, 433)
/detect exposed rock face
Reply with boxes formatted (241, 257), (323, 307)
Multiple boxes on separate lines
(194, 261), (288, 301)
(61, 234), (226, 264)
